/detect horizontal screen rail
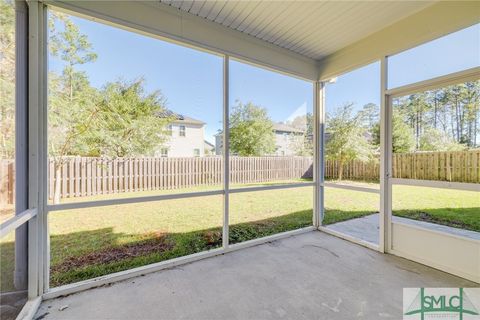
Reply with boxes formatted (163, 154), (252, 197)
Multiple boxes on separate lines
(47, 190), (225, 211)
(47, 182), (315, 212)
(386, 66), (480, 98)
(391, 178), (480, 192)
(322, 182), (380, 194)
(229, 182), (314, 194)
(0, 208), (37, 239)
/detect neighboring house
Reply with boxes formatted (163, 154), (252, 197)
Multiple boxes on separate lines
(155, 111), (205, 157)
(214, 122), (304, 156)
(204, 140), (215, 156)
(272, 122), (304, 156)
(214, 133), (223, 156)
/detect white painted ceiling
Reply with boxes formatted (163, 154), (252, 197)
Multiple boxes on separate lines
(159, 0), (434, 60)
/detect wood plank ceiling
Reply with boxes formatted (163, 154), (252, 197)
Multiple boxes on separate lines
(159, 0), (434, 60)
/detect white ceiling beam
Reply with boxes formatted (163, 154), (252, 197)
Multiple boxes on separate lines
(318, 1), (480, 81)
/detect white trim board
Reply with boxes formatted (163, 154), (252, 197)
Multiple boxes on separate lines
(15, 296), (42, 320)
(390, 222), (480, 283)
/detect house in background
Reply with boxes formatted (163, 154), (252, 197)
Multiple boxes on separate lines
(204, 140), (215, 155)
(273, 123), (304, 156)
(155, 111), (206, 157)
(215, 122), (305, 156)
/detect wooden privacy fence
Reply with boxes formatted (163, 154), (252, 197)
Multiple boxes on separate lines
(324, 150), (480, 183)
(325, 159), (379, 181)
(48, 156), (313, 200)
(392, 150), (480, 183)
(1, 150), (479, 204)
(0, 160), (14, 209)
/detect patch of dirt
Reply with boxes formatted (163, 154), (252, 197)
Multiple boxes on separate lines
(51, 232), (173, 273)
(203, 230), (222, 247)
(412, 212), (471, 230)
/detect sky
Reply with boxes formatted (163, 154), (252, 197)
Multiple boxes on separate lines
(48, 11), (479, 143)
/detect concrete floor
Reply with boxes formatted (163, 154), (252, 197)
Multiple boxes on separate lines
(327, 214), (480, 245)
(35, 231), (476, 320)
(327, 214), (380, 244)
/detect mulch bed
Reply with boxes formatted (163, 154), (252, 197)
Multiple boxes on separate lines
(51, 232), (174, 273)
(407, 212), (471, 230)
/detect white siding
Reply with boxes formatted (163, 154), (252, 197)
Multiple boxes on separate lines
(274, 132), (303, 156)
(159, 123), (205, 157)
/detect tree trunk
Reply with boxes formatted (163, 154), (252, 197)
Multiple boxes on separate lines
(53, 162), (62, 204)
(338, 160), (344, 181)
(474, 107), (478, 147)
(455, 96), (461, 142)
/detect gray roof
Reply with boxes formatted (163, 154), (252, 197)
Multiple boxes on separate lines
(204, 140), (215, 148)
(156, 110), (205, 125)
(273, 122), (304, 134)
(214, 122), (304, 136)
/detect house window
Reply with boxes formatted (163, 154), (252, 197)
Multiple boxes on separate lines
(193, 149), (200, 157)
(167, 125), (173, 136)
(179, 125), (186, 137)
(160, 148), (168, 157)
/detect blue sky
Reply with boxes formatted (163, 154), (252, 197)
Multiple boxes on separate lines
(48, 12), (479, 142)
(49, 14), (312, 143)
(326, 23), (479, 115)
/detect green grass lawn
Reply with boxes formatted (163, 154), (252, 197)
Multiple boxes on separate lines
(1, 181), (478, 290)
(391, 185), (479, 231)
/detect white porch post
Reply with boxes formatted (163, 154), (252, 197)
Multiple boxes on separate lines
(379, 57), (392, 253)
(27, 0), (48, 295)
(14, 0), (29, 292)
(222, 55), (230, 248)
(313, 81), (324, 227)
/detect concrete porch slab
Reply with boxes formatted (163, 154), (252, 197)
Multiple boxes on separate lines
(326, 214), (480, 245)
(35, 231), (476, 320)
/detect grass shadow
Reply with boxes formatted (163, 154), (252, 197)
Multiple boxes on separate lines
(2, 205), (478, 289)
(46, 209), (312, 287)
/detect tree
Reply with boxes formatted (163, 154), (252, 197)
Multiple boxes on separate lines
(372, 109), (415, 153)
(49, 12), (97, 101)
(288, 113), (313, 156)
(397, 92), (430, 149)
(326, 104), (374, 180)
(47, 13), (175, 203)
(48, 12), (99, 203)
(82, 79), (172, 158)
(359, 103), (379, 129)
(392, 81), (480, 150)
(229, 101), (275, 156)
(419, 128), (465, 151)
(0, 0), (15, 158)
